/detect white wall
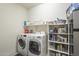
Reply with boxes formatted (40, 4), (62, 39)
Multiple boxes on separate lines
(28, 3), (70, 21)
(0, 4), (28, 55)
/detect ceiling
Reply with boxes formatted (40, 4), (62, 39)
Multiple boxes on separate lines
(19, 3), (41, 9)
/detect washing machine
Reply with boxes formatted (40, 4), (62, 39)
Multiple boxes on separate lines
(28, 32), (47, 56)
(16, 34), (29, 56)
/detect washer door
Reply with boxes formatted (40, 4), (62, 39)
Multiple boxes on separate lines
(18, 38), (26, 49)
(29, 41), (41, 55)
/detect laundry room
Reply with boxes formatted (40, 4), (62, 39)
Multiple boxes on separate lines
(0, 2), (79, 56)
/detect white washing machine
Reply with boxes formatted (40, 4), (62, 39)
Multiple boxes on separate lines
(16, 34), (29, 56)
(28, 32), (47, 56)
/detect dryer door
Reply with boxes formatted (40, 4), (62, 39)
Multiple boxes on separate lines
(29, 41), (41, 55)
(18, 38), (26, 49)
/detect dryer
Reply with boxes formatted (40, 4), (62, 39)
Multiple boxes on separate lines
(28, 32), (47, 56)
(16, 34), (29, 56)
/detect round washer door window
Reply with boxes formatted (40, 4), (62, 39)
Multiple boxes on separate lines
(29, 41), (41, 55)
(18, 39), (26, 49)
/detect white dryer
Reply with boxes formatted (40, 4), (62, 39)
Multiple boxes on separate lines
(16, 34), (29, 56)
(28, 32), (47, 56)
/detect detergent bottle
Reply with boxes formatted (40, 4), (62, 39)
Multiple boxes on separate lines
(23, 20), (29, 33)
